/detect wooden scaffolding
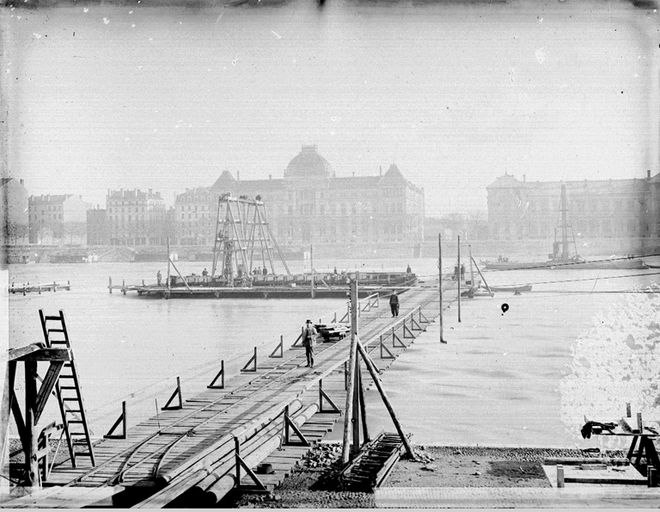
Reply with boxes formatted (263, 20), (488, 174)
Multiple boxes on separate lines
(210, 194), (292, 283)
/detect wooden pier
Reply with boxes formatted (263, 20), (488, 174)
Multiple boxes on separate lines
(9, 282), (71, 295)
(108, 274), (415, 299)
(2, 280), (445, 508)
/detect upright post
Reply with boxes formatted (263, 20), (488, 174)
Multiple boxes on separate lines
(351, 358), (361, 456)
(341, 274), (359, 464)
(560, 183), (568, 261)
(357, 361), (369, 444)
(109, 276), (112, 294)
(166, 237), (171, 291)
(25, 360), (40, 486)
(438, 233), (446, 343)
(310, 244), (315, 299)
(457, 235), (461, 323)
(468, 245), (474, 288)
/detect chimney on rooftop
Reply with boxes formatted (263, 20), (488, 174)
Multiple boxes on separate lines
(648, 170), (651, 179)
(269, 174), (272, 180)
(523, 174), (526, 182)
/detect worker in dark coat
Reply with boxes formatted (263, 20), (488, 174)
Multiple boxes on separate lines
(156, 270), (162, 286)
(389, 291), (400, 317)
(302, 319), (318, 368)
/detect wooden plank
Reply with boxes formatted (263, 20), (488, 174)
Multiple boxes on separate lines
(7, 344), (45, 361)
(18, 348), (71, 362)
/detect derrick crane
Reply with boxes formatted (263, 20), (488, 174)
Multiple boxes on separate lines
(210, 194), (292, 285)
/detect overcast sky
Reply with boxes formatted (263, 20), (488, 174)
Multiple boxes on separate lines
(2, 0), (657, 216)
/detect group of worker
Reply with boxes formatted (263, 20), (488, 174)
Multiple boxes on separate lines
(453, 264), (466, 281)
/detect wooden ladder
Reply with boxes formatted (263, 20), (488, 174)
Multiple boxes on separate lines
(39, 310), (96, 468)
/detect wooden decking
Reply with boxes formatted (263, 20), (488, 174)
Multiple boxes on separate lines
(5, 281), (442, 508)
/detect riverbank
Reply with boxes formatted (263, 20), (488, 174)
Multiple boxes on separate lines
(224, 442), (628, 508)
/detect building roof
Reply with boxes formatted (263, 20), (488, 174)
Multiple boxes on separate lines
(210, 170), (237, 191)
(284, 145), (332, 179)
(107, 189), (162, 201)
(381, 164), (405, 181)
(487, 173), (659, 191)
(486, 174), (522, 189)
(329, 176), (381, 189)
(29, 194), (71, 204)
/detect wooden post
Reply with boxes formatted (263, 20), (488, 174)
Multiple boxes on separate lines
(457, 235), (461, 323)
(166, 237), (171, 292)
(351, 358), (361, 456)
(438, 233), (446, 343)
(468, 245), (474, 289)
(357, 361), (369, 444)
(25, 360), (40, 486)
(341, 275), (359, 464)
(310, 244), (315, 299)
(557, 465), (565, 488)
(109, 276), (112, 294)
(356, 340), (414, 459)
(626, 402), (631, 417)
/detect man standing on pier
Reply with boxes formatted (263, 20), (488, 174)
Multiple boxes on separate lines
(302, 319), (318, 368)
(156, 270), (162, 286)
(389, 291), (400, 317)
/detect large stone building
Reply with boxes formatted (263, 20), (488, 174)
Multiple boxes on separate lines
(28, 194), (90, 245)
(1, 177), (29, 245)
(107, 189), (168, 246)
(174, 145), (425, 250)
(86, 206), (109, 246)
(487, 171), (660, 240)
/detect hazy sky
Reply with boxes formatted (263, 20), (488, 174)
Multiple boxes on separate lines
(2, 0), (658, 215)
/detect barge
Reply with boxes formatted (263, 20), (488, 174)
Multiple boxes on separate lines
(115, 194), (417, 299)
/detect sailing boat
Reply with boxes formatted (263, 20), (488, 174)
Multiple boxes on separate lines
(483, 184), (648, 271)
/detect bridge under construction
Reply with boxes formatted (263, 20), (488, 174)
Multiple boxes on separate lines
(2, 277), (447, 508)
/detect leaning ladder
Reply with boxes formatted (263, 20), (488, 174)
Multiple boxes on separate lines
(39, 310), (96, 468)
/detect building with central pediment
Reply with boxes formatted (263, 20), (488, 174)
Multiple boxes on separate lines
(174, 145), (425, 250)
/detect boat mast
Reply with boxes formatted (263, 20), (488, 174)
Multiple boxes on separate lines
(560, 183), (569, 261)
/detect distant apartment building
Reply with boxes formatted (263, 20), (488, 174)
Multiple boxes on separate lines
(1, 177), (29, 244)
(107, 189), (168, 246)
(86, 206), (109, 246)
(173, 145), (425, 249)
(487, 171), (660, 240)
(28, 194), (90, 245)
(174, 187), (217, 246)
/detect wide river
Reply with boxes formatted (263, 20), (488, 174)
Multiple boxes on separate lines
(4, 256), (659, 448)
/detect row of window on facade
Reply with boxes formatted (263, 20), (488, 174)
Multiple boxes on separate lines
(492, 196), (645, 213)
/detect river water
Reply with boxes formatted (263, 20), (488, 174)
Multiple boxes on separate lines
(5, 257), (660, 447)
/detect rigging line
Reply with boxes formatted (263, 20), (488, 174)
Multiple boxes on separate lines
(495, 270), (660, 288)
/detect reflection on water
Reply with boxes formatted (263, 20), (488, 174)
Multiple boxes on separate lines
(6, 259), (659, 446)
